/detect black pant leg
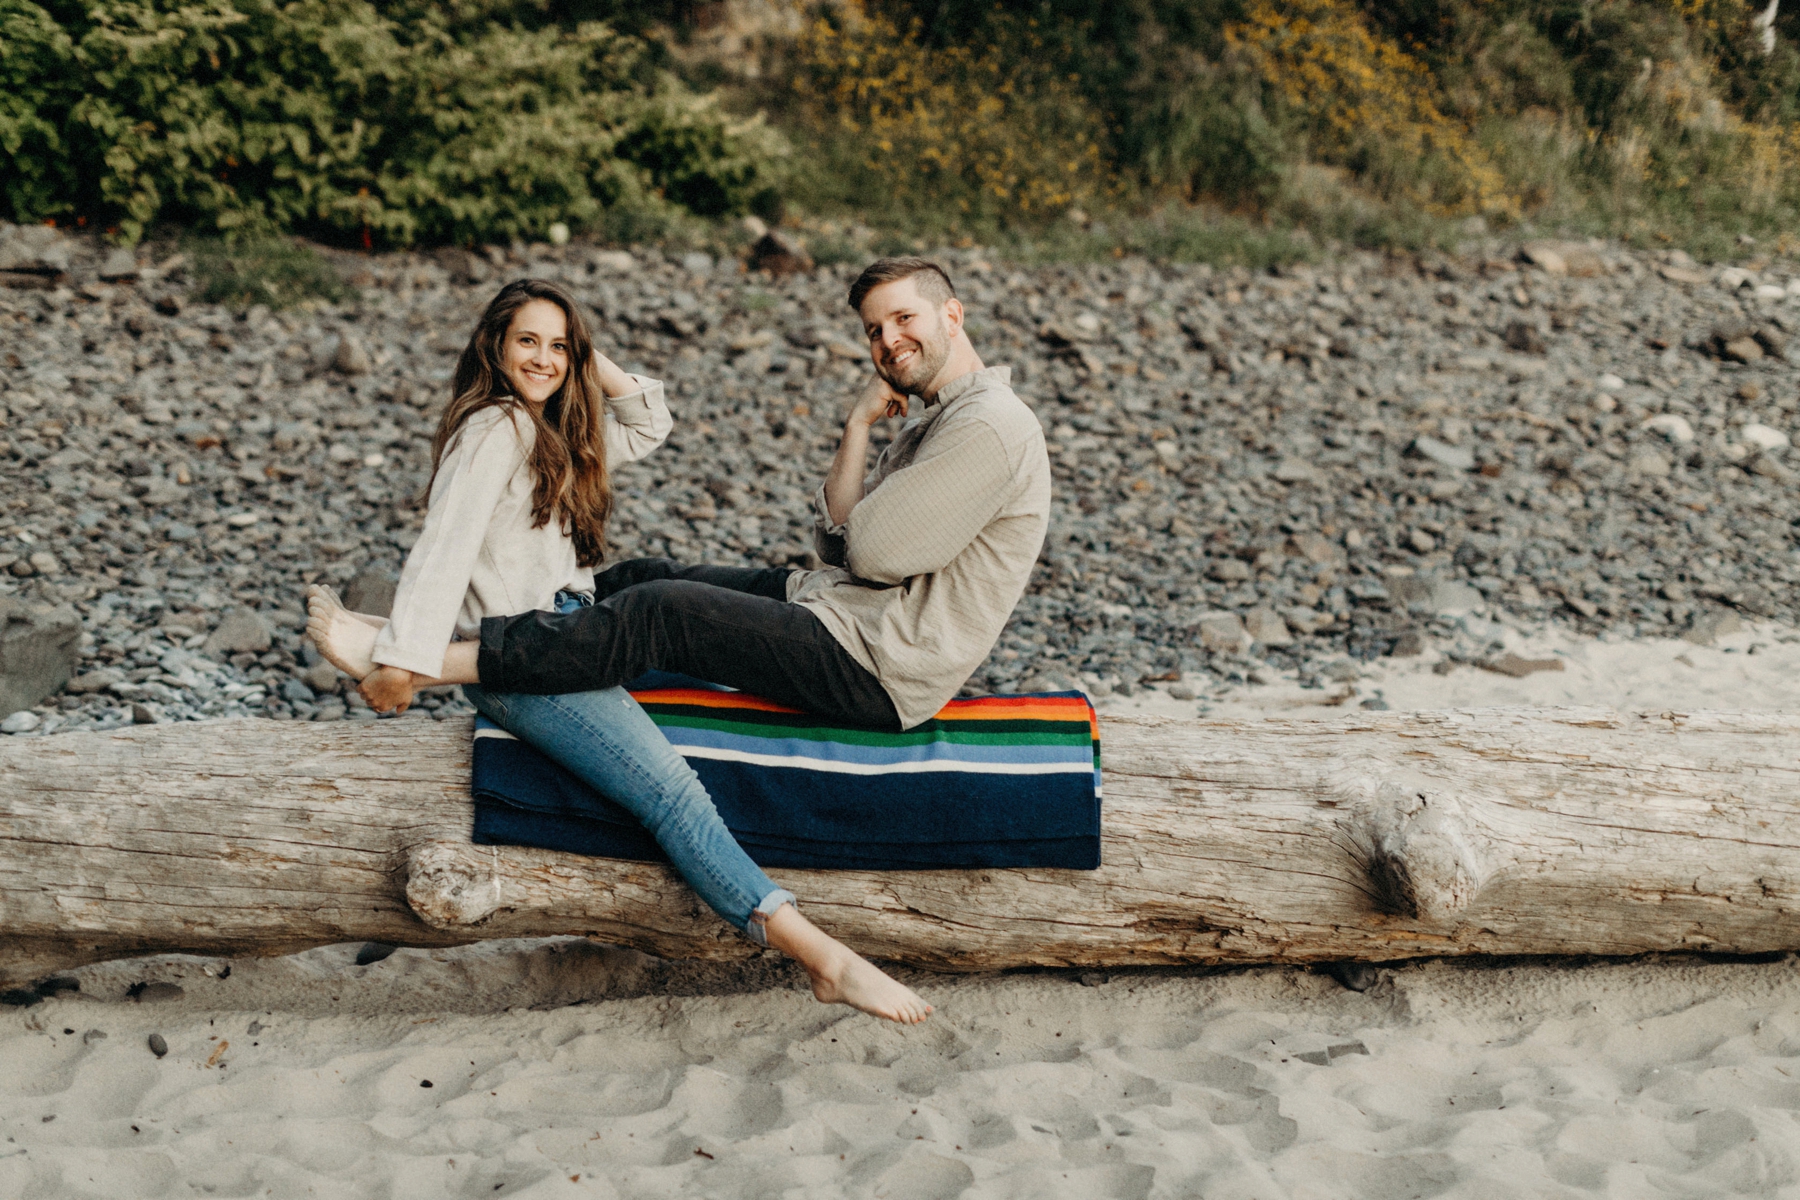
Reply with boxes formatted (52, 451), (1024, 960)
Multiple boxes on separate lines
(592, 557), (793, 602)
(479, 579), (899, 728)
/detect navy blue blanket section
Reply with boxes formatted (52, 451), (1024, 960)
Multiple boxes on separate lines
(469, 677), (1102, 871)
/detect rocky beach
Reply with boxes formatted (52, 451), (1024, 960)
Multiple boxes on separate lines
(7, 225), (1800, 1197)
(3, 225), (1798, 732)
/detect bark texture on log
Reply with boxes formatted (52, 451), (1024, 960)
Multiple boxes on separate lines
(2, 707), (1797, 983)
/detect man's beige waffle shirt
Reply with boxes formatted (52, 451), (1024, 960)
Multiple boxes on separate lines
(786, 365), (1051, 729)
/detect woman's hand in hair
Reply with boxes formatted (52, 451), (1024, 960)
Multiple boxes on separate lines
(359, 665), (419, 714)
(591, 348), (635, 399)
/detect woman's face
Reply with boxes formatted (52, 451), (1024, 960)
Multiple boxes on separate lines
(499, 298), (571, 406)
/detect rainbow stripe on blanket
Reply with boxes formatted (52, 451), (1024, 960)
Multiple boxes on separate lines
(470, 681), (1103, 870)
(632, 685), (1103, 785)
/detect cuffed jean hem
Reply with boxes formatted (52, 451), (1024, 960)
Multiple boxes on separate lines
(745, 888), (797, 947)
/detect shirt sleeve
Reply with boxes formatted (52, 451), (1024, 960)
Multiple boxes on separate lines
(811, 481), (849, 567)
(370, 410), (527, 677)
(603, 375), (671, 470)
(833, 418), (1015, 585)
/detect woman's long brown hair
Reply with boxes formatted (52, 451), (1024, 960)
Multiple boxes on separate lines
(429, 279), (613, 566)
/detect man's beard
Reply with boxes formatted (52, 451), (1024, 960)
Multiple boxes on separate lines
(876, 324), (951, 395)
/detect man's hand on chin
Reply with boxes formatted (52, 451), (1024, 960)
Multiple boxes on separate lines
(850, 374), (908, 428)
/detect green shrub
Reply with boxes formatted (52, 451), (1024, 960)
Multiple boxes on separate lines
(825, 0), (1800, 255)
(0, 0), (784, 245)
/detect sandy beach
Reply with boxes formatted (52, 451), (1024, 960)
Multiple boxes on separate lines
(7, 624), (1800, 1199)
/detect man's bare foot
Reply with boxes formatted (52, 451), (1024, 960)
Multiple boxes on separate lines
(305, 585), (379, 681)
(763, 904), (931, 1024)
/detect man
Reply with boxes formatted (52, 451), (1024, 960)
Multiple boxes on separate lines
(317, 256), (1051, 730)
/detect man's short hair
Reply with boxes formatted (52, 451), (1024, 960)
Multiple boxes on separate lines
(847, 257), (956, 314)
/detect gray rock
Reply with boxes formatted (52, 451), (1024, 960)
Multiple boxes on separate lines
(2, 710), (40, 733)
(203, 607), (274, 657)
(1272, 457), (1318, 484)
(1207, 558), (1251, 583)
(97, 248), (140, 282)
(0, 223), (71, 274)
(1195, 612), (1251, 654)
(147, 1033), (168, 1057)
(1290, 532), (1343, 565)
(1429, 580), (1483, 617)
(136, 477), (185, 505)
(1410, 436), (1476, 472)
(749, 231), (813, 277)
(343, 566), (399, 617)
(1243, 606), (1293, 647)
(279, 678), (314, 704)
(0, 598), (81, 716)
(333, 334), (373, 375)
(65, 668), (124, 694)
(301, 661), (342, 694)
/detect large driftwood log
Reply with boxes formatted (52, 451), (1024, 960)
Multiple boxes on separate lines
(2, 708), (1798, 984)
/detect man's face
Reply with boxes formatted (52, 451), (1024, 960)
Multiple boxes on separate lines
(859, 277), (957, 395)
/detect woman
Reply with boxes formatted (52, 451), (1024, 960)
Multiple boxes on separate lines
(308, 278), (929, 1024)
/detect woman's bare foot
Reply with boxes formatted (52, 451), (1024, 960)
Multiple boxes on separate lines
(305, 585), (379, 681)
(764, 904), (932, 1024)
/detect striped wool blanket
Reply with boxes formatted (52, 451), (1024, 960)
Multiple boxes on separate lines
(471, 676), (1102, 870)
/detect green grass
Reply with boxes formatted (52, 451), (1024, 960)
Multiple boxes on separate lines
(188, 237), (350, 311)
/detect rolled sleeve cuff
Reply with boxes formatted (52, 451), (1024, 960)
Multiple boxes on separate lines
(606, 375), (655, 414)
(811, 482), (849, 567)
(477, 616), (511, 691)
(369, 644), (451, 678)
(811, 482), (847, 537)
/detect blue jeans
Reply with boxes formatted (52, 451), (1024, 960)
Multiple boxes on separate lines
(463, 592), (795, 944)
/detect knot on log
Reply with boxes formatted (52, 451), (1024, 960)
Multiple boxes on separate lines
(405, 842), (505, 929)
(1331, 766), (1492, 920)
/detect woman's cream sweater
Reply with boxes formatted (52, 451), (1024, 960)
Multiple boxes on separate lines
(369, 376), (669, 677)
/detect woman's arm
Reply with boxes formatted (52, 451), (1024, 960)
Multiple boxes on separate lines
(600, 371), (671, 470)
(369, 409), (527, 678)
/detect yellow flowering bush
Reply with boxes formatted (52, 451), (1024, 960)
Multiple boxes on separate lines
(788, 3), (1109, 228)
(1225, 0), (1516, 218)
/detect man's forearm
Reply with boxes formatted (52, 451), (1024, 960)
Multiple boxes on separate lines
(823, 420), (872, 527)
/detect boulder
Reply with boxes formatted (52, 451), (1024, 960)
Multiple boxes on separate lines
(343, 566), (399, 618)
(1195, 612), (1252, 655)
(0, 223), (72, 276)
(1242, 606), (1293, 647)
(749, 231), (813, 277)
(97, 248), (140, 282)
(0, 598), (82, 716)
(203, 608), (274, 657)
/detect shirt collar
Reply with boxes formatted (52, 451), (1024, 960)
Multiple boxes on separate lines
(925, 364), (1011, 407)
